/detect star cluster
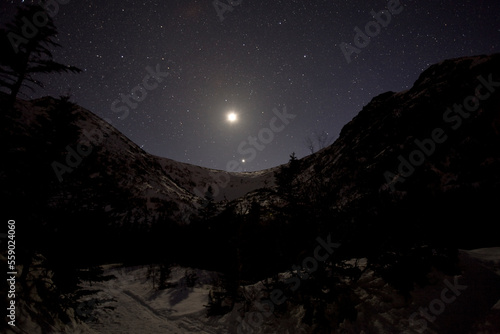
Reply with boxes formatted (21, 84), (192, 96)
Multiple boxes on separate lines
(2, 0), (499, 171)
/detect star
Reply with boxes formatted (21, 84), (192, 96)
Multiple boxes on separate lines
(8, 0), (496, 172)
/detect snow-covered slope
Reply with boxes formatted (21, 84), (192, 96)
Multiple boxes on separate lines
(12, 248), (494, 334)
(155, 156), (276, 203)
(76, 265), (230, 334)
(1, 93), (275, 226)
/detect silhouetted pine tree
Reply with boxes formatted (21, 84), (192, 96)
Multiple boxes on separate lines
(0, 3), (80, 105)
(158, 264), (172, 290)
(201, 185), (217, 220)
(274, 152), (301, 202)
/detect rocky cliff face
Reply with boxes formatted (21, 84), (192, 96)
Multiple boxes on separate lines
(290, 53), (500, 249)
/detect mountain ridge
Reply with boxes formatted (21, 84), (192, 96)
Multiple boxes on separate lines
(2, 53), (499, 259)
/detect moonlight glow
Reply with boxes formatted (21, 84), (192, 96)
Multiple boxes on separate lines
(4, 0), (495, 172)
(227, 112), (237, 123)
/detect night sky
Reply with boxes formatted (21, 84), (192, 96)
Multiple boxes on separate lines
(2, 0), (499, 171)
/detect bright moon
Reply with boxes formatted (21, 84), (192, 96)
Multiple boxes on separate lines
(227, 112), (237, 123)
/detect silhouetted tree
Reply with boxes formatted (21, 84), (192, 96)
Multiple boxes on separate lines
(275, 152), (301, 201)
(206, 271), (238, 316)
(304, 130), (332, 154)
(0, 3), (80, 105)
(158, 264), (172, 290)
(200, 185), (217, 220)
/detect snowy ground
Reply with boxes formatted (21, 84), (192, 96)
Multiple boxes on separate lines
(5, 248), (500, 334)
(72, 248), (500, 334)
(75, 265), (234, 334)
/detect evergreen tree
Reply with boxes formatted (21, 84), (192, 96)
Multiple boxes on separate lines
(158, 264), (172, 290)
(146, 264), (158, 289)
(274, 152), (301, 201)
(274, 152), (313, 262)
(0, 3), (81, 105)
(206, 272), (238, 317)
(201, 185), (217, 220)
